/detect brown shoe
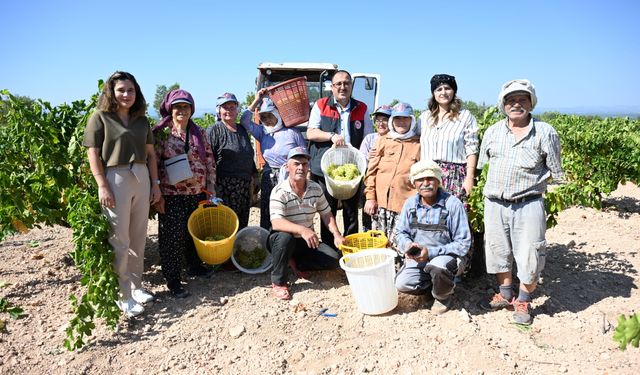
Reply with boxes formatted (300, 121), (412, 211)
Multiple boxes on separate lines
(479, 293), (513, 311)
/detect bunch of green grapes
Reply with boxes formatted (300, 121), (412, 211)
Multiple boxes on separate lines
(327, 163), (360, 181)
(613, 313), (640, 351)
(235, 246), (268, 269)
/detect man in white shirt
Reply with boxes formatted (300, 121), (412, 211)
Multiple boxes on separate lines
(306, 70), (373, 247)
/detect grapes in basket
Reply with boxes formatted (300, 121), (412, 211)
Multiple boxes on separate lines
(326, 163), (360, 181)
(235, 246), (268, 269)
(204, 234), (226, 241)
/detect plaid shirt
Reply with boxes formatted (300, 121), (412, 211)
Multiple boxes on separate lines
(478, 118), (563, 200)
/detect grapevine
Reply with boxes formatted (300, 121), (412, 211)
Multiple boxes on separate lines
(0, 280), (25, 332)
(0, 83), (122, 350)
(613, 313), (640, 351)
(466, 106), (640, 232)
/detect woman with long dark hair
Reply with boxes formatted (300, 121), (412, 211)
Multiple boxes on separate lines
(419, 74), (479, 201)
(83, 71), (161, 317)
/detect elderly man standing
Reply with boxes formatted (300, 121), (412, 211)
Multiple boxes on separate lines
(478, 79), (563, 325)
(307, 70), (373, 247)
(268, 147), (346, 300)
(394, 160), (472, 314)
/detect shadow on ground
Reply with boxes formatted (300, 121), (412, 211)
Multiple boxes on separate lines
(603, 195), (640, 216)
(461, 242), (637, 318)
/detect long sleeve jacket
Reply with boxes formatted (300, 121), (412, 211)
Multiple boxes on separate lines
(364, 135), (420, 214)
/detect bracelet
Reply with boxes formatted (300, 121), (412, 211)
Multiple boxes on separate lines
(329, 132), (335, 141)
(153, 179), (161, 185)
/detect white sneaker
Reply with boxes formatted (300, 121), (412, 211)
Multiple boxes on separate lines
(132, 288), (155, 304)
(116, 298), (145, 318)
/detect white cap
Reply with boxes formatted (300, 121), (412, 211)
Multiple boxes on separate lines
(409, 159), (443, 184)
(498, 79), (537, 114)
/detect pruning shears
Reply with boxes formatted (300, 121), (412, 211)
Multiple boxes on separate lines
(199, 189), (223, 206)
(319, 308), (337, 317)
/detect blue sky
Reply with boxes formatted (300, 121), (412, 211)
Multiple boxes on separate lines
(1, 0), (639, 114)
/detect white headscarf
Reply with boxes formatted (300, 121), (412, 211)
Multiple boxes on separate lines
(387, 102), (419, 140)
(259, 98), (284, 134)
(387, 114), (418, 140)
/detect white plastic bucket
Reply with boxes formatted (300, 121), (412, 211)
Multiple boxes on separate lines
(231, 226), (272, 274)
(320, 145), (367, 200)
(339, 248), (398, 315)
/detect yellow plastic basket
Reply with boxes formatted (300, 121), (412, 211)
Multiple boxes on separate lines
(187, 203), (239, 265)
(339, 230), (389, 255)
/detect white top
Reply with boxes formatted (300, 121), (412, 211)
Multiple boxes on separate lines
(418, 108), (480, 164)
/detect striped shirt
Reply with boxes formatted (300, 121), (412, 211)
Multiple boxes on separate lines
(269, 179), (331, 235)
(478, 118), (564, 200)
(418, 109), (479, 164)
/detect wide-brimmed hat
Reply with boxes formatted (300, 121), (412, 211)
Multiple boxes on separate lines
(409, 159), (443, 184)
(498, 79), (537, 114)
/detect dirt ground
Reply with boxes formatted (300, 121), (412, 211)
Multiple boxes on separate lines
(1, 183), (639, 375)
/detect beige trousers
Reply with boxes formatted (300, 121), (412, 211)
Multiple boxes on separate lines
(104, 163), (150, 300)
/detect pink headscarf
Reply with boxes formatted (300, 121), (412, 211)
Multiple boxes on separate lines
(152, 89), (206, 160)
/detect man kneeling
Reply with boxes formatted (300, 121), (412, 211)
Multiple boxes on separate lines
(394, 160), (472, 313)
(268, 147), (346, 300)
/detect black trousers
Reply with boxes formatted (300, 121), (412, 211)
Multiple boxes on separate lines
(268, 231), (340, 285)
(358, 182), (372, 231)
(158, 193), (206, 287)
(310, 173), (360, 248)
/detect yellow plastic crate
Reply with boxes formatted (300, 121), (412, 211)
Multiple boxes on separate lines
(339, 230), (389, 255)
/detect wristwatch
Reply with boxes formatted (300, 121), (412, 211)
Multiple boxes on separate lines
(154, 179), (161, 185)
(329, 132), (335, 141)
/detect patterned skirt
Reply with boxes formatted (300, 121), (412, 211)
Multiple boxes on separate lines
(373, 207), (399, 248)
(437, 161), (468, 203)
(216, 175), (252, 229)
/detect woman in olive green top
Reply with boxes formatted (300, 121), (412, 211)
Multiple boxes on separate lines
(83, 71), (161, 318)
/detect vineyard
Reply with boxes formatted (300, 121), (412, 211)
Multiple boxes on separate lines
(0, 86), (639, 373)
